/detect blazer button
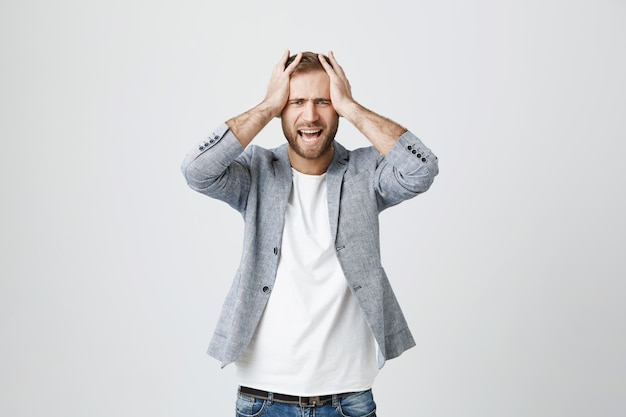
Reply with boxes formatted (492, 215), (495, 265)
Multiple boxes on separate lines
(262, 286), (270, 293)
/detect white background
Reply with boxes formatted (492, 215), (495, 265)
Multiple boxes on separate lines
(1, 0), (625, 416)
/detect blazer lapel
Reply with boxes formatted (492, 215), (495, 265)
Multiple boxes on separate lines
(272, 144), (294, 216)
(326, 142), (349, 242)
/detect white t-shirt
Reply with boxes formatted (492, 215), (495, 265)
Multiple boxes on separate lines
(235, 169), (378, 396)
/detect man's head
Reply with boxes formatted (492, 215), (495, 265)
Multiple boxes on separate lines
(281, 52), (339, 174)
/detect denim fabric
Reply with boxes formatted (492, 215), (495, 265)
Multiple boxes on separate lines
(235, 389), (376, 417)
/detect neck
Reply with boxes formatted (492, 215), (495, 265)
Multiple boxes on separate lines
(288, 146), (334, 175)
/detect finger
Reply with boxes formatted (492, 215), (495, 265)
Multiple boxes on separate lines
(327, 51), (347, 79)
(272, 50), (290, 75)
(282, 49), (291, 66)
(318, 53), (335, 76)
(284, 51), (302, 74)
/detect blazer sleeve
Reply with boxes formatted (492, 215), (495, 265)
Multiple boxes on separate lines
(180, 123), (251, 213)
(374, 130), (439, 210)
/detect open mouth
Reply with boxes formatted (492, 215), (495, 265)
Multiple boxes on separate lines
(298, 129), (322, 143)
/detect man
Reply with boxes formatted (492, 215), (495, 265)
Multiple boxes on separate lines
(181, 50), (438, 416)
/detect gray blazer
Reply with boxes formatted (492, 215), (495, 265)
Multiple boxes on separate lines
(181, 123), (439, 368)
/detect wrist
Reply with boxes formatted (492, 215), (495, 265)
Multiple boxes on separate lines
(254, 100), (280, 120)
(259, 98), (286, 119)
(337, 101), (362, 121)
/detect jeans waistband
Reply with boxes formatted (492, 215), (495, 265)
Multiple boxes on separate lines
(238, 386), (358, 407)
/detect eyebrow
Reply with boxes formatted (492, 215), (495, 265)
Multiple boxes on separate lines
(288, 97), (331, 102)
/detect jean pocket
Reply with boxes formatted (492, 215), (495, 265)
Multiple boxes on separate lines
(235, 394), (267, 417)
(338, 390), (377, 417)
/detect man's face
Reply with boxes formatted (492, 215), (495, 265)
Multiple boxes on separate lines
(281, 70), (339, 163)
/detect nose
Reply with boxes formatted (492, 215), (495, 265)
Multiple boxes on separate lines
(302, 101), (319, 122)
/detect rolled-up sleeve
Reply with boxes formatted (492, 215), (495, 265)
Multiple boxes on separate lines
(181, 123), (250, 212)
(375, 130), (439, 209)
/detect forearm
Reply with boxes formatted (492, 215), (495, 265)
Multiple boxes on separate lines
(226, 101), (275, 148)
(181, 125), (244, 187)
(341, 102), (407, 156)
(375, 130), (439, 209)
(181, 125), (251, 211)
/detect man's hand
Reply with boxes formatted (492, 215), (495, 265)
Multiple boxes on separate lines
(319, 51), (407, 156)
(318, 51), (357, 117)
(264, 50), (303, 118)
(226, 50), (301, 147)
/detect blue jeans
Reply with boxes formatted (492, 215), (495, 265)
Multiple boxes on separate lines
(235, 388), (377, 417)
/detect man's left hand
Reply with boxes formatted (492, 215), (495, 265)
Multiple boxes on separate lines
(319, 51), (357, 117)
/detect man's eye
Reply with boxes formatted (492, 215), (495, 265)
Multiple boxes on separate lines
(316, 100), (330, 105)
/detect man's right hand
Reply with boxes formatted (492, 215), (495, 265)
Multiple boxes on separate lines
(226, 50), (302, 147)
(263, 50), (303, 118)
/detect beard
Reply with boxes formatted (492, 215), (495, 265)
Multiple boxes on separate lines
(281, 118), (339, 161)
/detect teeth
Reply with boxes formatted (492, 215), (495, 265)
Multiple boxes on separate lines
(298, 129), (321, 143)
